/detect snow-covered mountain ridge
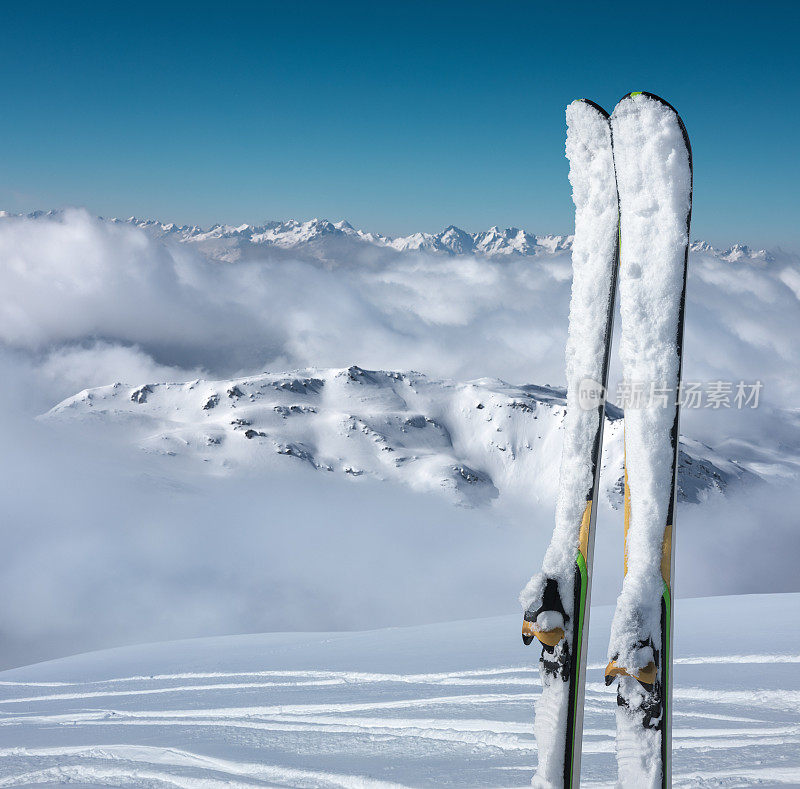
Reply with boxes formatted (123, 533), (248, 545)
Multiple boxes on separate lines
(1, 210), (777, 263)
(46, 365), (752, 507)
(114, 217), (778, 262)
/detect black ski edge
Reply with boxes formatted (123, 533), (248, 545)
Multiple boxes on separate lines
(665, 94), (691, 789)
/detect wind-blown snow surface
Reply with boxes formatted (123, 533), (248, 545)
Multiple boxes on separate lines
(0, 593), (798, 788)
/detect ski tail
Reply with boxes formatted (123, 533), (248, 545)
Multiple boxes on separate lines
(521, 97), (619, 788)
(604, 92), (692, 789)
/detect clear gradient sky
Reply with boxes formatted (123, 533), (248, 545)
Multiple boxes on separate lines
(1, 1), (798, 249)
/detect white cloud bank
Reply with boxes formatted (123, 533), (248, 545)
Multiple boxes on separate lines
(1, 209), (798, 668)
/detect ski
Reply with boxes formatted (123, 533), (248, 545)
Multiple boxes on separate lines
(520, 98), (619, 789)
(604, 92), (692, 789)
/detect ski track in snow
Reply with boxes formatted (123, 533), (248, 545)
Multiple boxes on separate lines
(0, 596), (798, 787)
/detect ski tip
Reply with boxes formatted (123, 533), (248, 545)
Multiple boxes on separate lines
(619, 91), (680, 116)
(571, 98), (610, 118)
(614, 92), (692, 161)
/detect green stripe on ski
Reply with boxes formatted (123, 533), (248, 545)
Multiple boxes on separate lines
(569, 551), (589, 788)
(662, 580), (672, 737)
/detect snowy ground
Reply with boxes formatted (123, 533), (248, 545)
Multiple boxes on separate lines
(1, 593), (798, 788)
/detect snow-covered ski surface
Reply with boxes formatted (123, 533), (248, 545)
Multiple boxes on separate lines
(522, 99), (618, 596)
(520, 98), (619, 789)
(0, 593), (798, 788)
(606, 92), (693, 789)
(608, 93), (692, 670)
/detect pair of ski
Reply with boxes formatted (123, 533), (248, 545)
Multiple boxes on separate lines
(520, 92), (692, 789)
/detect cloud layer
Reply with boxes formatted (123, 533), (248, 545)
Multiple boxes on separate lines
(1, 209), (799, 668)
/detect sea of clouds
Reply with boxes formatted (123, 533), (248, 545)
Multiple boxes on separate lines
(1, 208), (799, 668)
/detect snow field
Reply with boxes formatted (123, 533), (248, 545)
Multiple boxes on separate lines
(0, 594), (797, 787)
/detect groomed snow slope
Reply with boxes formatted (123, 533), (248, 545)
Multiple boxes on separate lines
(0, 593), (798, 788)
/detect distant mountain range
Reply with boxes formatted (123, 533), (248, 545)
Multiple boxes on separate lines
(0, 210), (777, 264)
(115, 217), (575, 263)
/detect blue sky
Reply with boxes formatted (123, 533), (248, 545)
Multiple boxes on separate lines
(1, 1), (798, 249)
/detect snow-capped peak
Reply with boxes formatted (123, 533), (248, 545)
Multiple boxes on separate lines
(720, 243), (774, 263)
(690, 239), (774, 263)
